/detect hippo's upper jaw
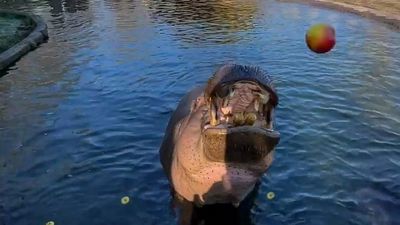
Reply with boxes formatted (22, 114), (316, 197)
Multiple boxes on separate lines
(202, 65), (280, 165)
(160, 64), (280, 207)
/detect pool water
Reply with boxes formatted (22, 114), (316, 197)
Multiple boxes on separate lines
(0, 0), (399, 225)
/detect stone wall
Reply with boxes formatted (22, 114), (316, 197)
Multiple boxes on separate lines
(0, 10), (48, 71)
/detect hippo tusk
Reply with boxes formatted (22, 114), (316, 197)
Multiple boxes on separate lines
(254, 98), (260, 112)
(257, 93), (270, 104)
(209, 100), (218, 126)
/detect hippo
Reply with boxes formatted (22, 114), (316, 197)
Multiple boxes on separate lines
(159, 64), (280, 209)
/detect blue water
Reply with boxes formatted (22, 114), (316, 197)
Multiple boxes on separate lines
(0, 0), (399, 224)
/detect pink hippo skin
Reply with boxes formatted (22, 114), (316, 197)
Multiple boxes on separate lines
(160, 64), (280, 208)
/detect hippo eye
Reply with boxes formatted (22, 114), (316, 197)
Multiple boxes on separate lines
(215, 84), (231, 98)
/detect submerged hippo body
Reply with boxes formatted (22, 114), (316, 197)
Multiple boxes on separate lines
(160, 64), (280, 207)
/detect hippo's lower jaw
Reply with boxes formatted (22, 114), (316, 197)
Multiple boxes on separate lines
(203, 125), (279, 163)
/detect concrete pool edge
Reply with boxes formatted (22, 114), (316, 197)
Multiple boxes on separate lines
(0, 10), (49, 71)
(279, 0), (400, 30)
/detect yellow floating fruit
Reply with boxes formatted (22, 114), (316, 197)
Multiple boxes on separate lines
(306, 23), (336, 54)
(121, 196), (130, 205)
(46, 221), (55, 225)
(266, 192), (275, 200)
(233, 112), (245, 126)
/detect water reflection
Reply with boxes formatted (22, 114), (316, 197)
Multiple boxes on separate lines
(147, 0), (258, 44)
(47, 0), (89, 14)
(0, 0), (89, 14)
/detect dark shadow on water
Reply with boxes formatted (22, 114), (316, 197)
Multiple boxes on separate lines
(173, 182), (259, 225)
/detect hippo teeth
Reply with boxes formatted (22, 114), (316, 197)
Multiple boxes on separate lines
(221, 106), (232, 116)
(210, 102), (218, 126)
(232, 202), (240, 208)
(257, 92), (270, 104)
(206, 83), (275, 130)
(222, 97), (229, 107)
(229, 89), (235, 98)
(254, 99), (259, 112)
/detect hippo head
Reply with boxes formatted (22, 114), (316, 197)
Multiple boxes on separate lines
(202, 64), (280, 165)
(167, 64), (280, 206)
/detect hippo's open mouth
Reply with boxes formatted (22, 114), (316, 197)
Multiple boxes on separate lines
(201, 65), (280, 164)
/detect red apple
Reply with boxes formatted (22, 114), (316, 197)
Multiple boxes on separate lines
(306, 24), (336, 54)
